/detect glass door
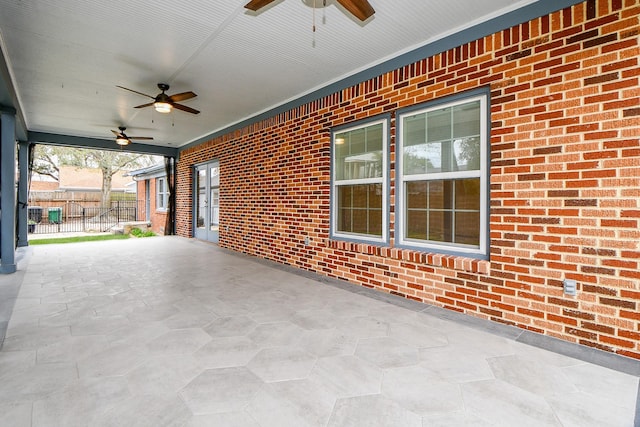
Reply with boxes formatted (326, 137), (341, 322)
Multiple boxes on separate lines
(194, 161), (219, 243)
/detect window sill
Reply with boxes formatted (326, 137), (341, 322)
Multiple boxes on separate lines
(326, 239), (490, 275)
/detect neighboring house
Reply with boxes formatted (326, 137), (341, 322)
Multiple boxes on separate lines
(30, 165), (135, 208)
(127, 164), (168, 235)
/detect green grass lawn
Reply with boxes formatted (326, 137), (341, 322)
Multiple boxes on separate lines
(29, 234), (131, 245)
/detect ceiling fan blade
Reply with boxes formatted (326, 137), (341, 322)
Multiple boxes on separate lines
(172, 103), (200, 115)
(111, 129), (124, 137)
(336, 0), (375, 21)
(244, 0), (277, 11)
(169, 91), (197, 102)
(134, 102), (155, 109)
(116, 85), (155, 99)
(128, 136), (154, 141)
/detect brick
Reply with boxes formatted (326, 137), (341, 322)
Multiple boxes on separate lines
(600, 335), (636, 349)
(563, 308), (596, 321)
(565, 199), (597, 207)
(566, 327), (597, 340)
(584, 72), (619, 86)
(582, 285), (617, 295)
(599, 297), (636, 309)
(584, 33), (618, 48)
(506, 49), (532, 61)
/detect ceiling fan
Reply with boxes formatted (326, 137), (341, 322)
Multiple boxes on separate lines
(245, 0), (375, 22)
(116, 83), (200, 115)
(111, 126), (153, 146)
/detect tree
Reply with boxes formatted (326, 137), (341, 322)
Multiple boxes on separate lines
(32, 145), (158, 208)
(32, 145), (64, 181)
(78, 149), (157, 208)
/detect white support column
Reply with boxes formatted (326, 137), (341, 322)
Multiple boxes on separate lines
(16, 141), (29, 247)
(0, 109), (17, 273)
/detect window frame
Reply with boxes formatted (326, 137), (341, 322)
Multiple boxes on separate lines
(156, 176), (169, 211)
(396, 88), (490, 259)
(330, 115), (390, 245)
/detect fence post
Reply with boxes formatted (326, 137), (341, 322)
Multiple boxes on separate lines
(82, 207), (85, 231)
(117, 200), (120, 224)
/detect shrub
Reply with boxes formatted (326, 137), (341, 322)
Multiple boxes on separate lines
(130, 227), (156, 237)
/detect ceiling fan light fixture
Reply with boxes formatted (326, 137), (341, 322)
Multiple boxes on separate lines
(115, 136), (130, 146)
(154, 101), (172, 114)
(302, 0), (328, 8)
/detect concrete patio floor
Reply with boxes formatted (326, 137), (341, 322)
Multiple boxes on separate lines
(0, 236), (638, 426)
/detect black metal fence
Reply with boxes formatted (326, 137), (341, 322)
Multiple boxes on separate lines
(28, 200), (145, 234)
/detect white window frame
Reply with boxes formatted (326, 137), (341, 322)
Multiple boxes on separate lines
(330, 117), (389, 244)
(396, 91), (489, 258)
(156, 176), (169, 211)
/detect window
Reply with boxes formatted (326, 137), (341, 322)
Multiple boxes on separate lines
(331, 118), (388, 243)
(397, 91), (488, 257)
(156, 177), (169, 210)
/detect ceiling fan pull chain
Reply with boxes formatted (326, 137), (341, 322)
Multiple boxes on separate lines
(312, 0), (316, 32)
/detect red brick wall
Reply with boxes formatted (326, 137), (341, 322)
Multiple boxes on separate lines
(136, 179), (167, 235)
(177, 0), (640, 359)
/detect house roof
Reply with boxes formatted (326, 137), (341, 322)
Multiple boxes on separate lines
(127, 163), (166, 180)
(0, 0), (581, 153)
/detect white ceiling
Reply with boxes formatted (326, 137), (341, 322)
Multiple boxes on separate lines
(0, 0), (538, 150)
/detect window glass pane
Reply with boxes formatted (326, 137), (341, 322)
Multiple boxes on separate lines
(335, 138), (349, 181)
(429, 210), (453, 243)
(352, 185), (368, 208)
(157, 178), (167, 209)
(455, 178), (481, 210)
(352, 210), (368, 234)
(336, 184), (382, 236)
(350, 128), (366, 155)
(197, 170), (205, 190)
(428, 180), (454, 210)
(453, 101), (480, 138)
(197, 171), (206, 226)
(368, 209), (382, 236)
(338, 208), (352, 233)
(406, 181), (427, 209)
(404, 141), (447, 175)
(426, 142), (443, 173)
(367, 124), (383, 153)
(335, 124), (383, 181)
(367, 183), (382, 207)
(427, 108), (451, 142)
(455, 211), (480, 245)
(339, 185), (353, 207)
(406, 210), (427, 240)
(403, 144), (427, 175)
(404, 115), (425, 147)
(210, 166), (219, 187)
(453, 137), (481, 171)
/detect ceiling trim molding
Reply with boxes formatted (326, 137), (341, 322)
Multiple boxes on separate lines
(179, 0), (583, 153)
(28, 131), (178, 157)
